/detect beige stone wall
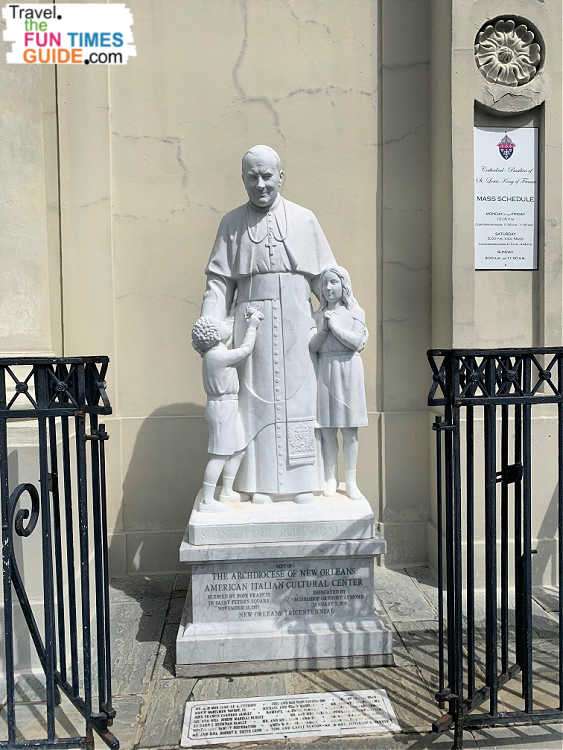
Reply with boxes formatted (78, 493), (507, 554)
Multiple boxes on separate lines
(12, 0), (563, 583)
(2, 0), (561, 590)
(4, 0), (563, 681)
(52, 0), (433, 574)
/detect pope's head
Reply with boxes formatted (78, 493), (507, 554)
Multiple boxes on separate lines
(241, 145), (284, 209)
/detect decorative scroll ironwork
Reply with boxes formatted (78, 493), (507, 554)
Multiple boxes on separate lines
(428, 347), (563, 749)
(0, 356), (118, 750)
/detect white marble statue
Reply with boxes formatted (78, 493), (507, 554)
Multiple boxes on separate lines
(310, 266), (368, 500)
(201, 145), (336, 504)
(192, 309), (264, 512)
(183, 160), (384, 676)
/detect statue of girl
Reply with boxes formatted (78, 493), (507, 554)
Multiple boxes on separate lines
(309, 266), (368, 500)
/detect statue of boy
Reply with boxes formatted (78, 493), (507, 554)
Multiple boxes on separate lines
(201, 145), (336, 504)
(192, 309), (264, 513)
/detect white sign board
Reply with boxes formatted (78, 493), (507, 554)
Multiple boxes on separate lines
(474, 126), (538, 270)
(181, 689), (400, 747)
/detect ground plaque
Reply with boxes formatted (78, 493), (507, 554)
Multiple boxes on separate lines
(180, 689), (400, 747)
(474, 126), (538, 270)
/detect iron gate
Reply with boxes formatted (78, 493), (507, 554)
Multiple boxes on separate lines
(428, 347), (563, 749)
(0, 357), (117, 749)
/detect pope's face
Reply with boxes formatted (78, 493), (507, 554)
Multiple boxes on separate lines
(322, 271), (343, 304)
(242, 153), (284, 209)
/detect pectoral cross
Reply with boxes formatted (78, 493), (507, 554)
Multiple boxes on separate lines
(265, 233), (277, 269)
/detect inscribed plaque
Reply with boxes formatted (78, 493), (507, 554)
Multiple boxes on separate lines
(181, 689), (400, 747)
(191, 557), (372, 625)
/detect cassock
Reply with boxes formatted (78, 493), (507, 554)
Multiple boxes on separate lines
(201, 194), (336, 495)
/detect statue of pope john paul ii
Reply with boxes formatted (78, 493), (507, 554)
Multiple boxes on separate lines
(201, 145), (336, 504)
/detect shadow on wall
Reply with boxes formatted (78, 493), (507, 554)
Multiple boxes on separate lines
(534, 484), (560, 586)
(110, 403), (207, 578)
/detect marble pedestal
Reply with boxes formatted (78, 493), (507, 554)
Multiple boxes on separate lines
(188, 492), (375, 545)
(176, 495), (393, 678)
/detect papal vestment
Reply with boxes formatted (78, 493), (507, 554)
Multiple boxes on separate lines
(202, 195), (335, 495)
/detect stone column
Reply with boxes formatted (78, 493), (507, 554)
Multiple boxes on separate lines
(0, 64), (61, 357)
(0, 60), (62, 676)
(430, 0), (563, 583)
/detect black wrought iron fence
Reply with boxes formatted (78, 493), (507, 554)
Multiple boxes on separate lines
(0, 357), (117, 749)
(428, 348), (563, 749)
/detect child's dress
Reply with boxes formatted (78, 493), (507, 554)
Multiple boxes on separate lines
(313, 306), (368, 428)
(202, 333), (255, 455)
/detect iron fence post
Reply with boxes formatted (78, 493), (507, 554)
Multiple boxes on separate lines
(522, 355), (533, 711)
(0, 357), (117, 750)
(0, 367), (16, 745)
(484, 355), (498, 716)
(427, 346), (563, 745)
(559, 355), (563, 710)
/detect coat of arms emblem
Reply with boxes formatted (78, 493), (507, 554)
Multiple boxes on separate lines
(497, 134), (515, 160)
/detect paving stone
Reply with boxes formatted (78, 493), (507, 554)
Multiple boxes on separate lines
(0, 672), (47, 705)
(0, 693), (141, 750)
(390, 629), (417, 668)
(533, 585), (559, 613)
(284, 733), (479, 749)
(531, 637), (562, 673)
(473, 721), (563, 749)
(110, 575), (175, 603)
(404, 580), (558, 633)
(468, 590), (556, 632)
(173, 573), (190, 594)
(175, 734), (478, 750)
(532, 616), (560, 639)
(153, 623), (178, 681)
(110, 600), (165, 695)
(374, 567), (437, 623)
(282, 666), (440, 733)
(392, 621), (443, 689)
(469, 672), (561, 718)
(0, 694), (85, 742)
(394, 625), (445, 690)
(167, 592), (186, 624)
(95, 694), (143, 750)
(471, 632), (560, 678)
(393, 619), (440, 633)
(192, 671), (288, 702)
(138, 678), (196, 748)
(404, 565), (440, 614)
(110, 594), (171, 621)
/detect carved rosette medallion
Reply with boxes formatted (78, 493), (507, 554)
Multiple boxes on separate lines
(474, 18), (542, 87)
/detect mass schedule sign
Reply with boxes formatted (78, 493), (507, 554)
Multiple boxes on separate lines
(474, 126), (538, 270)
